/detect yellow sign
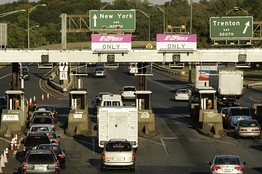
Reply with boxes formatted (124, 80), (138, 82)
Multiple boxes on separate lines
(146, 43), (153, 49)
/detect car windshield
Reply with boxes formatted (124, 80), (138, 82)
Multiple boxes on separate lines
(38, 145), (62, 154)
(27, 154), (54, 164)
(95, 68), (104, 71)
(24, 136), (50, 146)
(214, 156), (240, 165)
(231, 108), (250, 116)
(177, 89), (187, 94)
(32, 117), (52, 124)
(106, 142), (132, 152)
(38, 106), (54, 111)
(239, 120), (259, 127)
(30, 126), (50, 132)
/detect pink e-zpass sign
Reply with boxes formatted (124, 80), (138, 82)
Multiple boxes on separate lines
(91, 34), (132, 51)
(156, 34), (197, 51)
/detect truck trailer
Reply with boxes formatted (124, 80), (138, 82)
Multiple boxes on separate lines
(97, 106), (138, 151)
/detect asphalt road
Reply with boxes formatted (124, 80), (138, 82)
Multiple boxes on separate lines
(0, 63), (262, 174)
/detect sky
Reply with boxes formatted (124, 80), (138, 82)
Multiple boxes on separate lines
(0, 0), (168, 5)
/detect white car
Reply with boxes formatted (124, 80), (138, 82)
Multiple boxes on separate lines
(101, 139), (135, 171)
(207, 155), (246, 174)
(93, 67), (106, 77)
(128, 63), (138, 75)
(121, 86), (137, 100)
(175, 88), (191, 101)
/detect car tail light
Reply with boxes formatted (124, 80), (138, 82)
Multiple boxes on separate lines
(102, 154), (106, 161)
(239, 128), (246, 131)
(253, 128), (260, 131)
(59, 154), (65, 159)
(52, 112), (55, 115)
(23, 163), (27, 170)
(52, 125), (55, 129)
(250, 116), (252, 119)
(53, 140), (60, 145)
(132, 154), (135, 161)
(211, 166), (221, 171)
(22, 146), (26, 152)
(55, 162), (59, 169)
(234, 166), (243, 171)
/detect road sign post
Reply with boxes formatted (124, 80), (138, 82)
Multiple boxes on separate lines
(89, 10), (136, 32)
(210, 16), (253, 39)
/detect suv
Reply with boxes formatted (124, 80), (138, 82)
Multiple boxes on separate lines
(22, 132), (51, 154)
(101, 139), (135, 171)
(224, 106), (252, 128)
(22, 149), (60, 174)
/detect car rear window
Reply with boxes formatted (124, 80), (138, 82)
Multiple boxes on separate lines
(106, 142), (132, 152)
(124, 87), (136, 91)
(177, 89), (187, 93)
(32, 117), (52, 124)
(231, 108), (251, 116)
(214, 156), (240, 165)
(27, 154), (55, 164)
(25, 136), (50, 146)
(38, 145), (62, 154)
(239, 120), (259, 127)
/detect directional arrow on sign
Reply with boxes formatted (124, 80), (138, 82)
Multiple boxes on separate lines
(243, 21), (250, 34)
(93, 14), (97, 27)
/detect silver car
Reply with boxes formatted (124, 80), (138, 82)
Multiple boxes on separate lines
(101, 139), (135, 171)
(207, 155), (246, 174)
(235, 119), (261, 139)
(22, 149), (60, 174)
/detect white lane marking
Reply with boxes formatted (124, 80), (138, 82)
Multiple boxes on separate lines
(0, 73), (11, 80)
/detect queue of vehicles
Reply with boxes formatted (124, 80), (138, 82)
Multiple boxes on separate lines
(20, 105), (66, 173)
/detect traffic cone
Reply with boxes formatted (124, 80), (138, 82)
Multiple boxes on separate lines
(29, 98), (32, 106)
(33, 96), (36, 103)
(5, 148), (8, 158)
(46, 93), (50, 100)
(3, 151), (7, 163)
(41, 94), (45, 101)
(0, 154), (5, 168)
(10, 142), (14, 151)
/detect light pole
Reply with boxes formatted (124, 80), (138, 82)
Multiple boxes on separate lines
(100, 2), (110, 10)
(226, 6), (248, 16)
(131, 9), (150, 41)
(27, 4), (46, 49)
(149, 4), (165, 34)
(0, 9), (26, 18)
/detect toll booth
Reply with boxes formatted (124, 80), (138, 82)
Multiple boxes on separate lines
(0, 90), (28, 137)
(191, 87), (224, 138)
(135, 90), (157, 137)
(64, 88), (92, 136)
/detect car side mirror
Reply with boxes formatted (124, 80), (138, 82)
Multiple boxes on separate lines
(94, 125), (98, 131)
(24, 129), (28, 135)
(206, 161), (211, 165)
(62, 149), (66, 153)
(243, 162), (247, 165)
(57, 136), (61, 139)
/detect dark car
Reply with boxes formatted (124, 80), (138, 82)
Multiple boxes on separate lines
(22, 149), (60, 174)
(36, 144), (66, 169)
(0, 95), (7, 111)
(22, 132), (51, 155)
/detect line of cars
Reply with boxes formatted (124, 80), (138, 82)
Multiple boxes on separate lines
(221, 106), (261, 139)
(20, 105), (65, 174)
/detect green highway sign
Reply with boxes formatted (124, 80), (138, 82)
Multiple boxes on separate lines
(210, 16), (253, 39)
(89, 10), (136, 31)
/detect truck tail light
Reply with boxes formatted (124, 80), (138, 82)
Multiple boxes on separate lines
(102, 154), (106, 161)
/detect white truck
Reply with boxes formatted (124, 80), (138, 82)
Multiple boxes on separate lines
(210, 70), (244, 106)
(97, 106), (138, 151)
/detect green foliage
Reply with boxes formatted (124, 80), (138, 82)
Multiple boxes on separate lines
(0, 0), (261, 48)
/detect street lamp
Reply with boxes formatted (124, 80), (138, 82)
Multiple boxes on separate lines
(226, 6), (248, 16)
(131, 9), (150, 41)
(100, 2), (110, 10)
(149, 4), (165, 34)
(27, 4), (46, 49)
(0, 9), (26, 18)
